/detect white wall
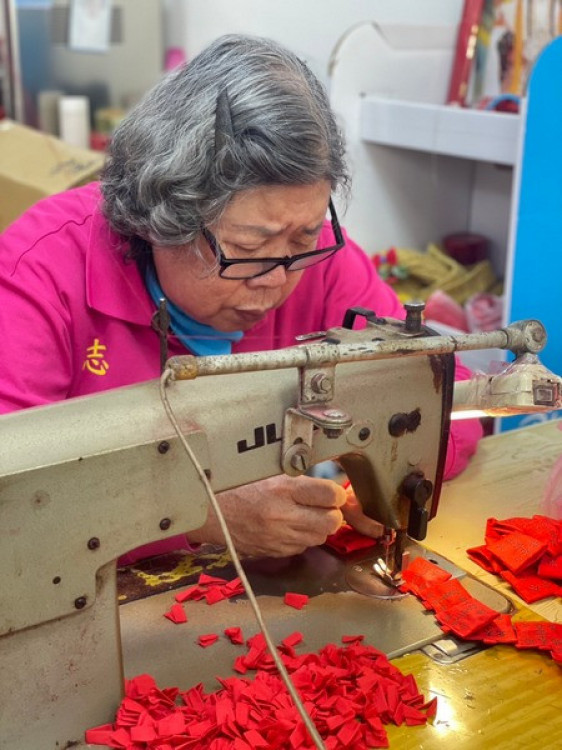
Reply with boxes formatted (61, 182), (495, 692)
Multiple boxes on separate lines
(163, 0), (463, 87)
(162, 0), (512, 269)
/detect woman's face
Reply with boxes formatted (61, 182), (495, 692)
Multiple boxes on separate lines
(152, 181), (332, 332)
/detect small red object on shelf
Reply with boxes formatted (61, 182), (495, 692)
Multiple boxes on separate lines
(442, 232), (489, 265)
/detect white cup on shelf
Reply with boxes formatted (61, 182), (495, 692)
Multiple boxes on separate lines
(58, 96), (91, 149)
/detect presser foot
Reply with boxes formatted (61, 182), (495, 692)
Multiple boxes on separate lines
(345, 559), (408, 600)
(372, 557), (404, 587)
(345, 536), (410, 600)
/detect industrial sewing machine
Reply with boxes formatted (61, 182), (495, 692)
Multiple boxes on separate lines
(1, 307), (560, 749)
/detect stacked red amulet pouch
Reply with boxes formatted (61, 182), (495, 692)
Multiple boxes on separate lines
(400, 546), (562, 664)
(466, 515), (562, 605)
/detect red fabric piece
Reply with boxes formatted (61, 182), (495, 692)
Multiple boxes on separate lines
(198, 633), (219, 648)
(435, 597), (499, 638)
(175, 585), (204, 603)
(403, 557), (452, 585)
(84, 725), (117, 745)
(224, 627), (244, 645)
(400, 556), (451, 599)
(116, 697), (145, 726)
(423, 697), (438, 719)
(524, 516), (562, 556)
(130, 720), (158, 742)
(282, 632), (303, 648)
(283, 592), (309, 610)
(164, 603), (188, 624)
(513, 621), (562, 651)
(157, 712), (186, 736)
(500, 570), (562, 603)
(470, 614), (517, 644)
(244, 729), (269, 747)
(86, 726), (129, 748)
(537, 554), (562, 580)
(341, 634), (365, 643)
(487, 532), (547, 575)
(466, 544), (505, 574)
(418, 577), (471, 612)
(484, 517), (532, 544)
(225, 577), (244, 593)
(205, 587), (227, 605)
(198, 574), (229, 585)
(324, 523), (377, 555)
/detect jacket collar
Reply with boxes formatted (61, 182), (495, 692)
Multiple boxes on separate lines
(86, 198), (154, 326)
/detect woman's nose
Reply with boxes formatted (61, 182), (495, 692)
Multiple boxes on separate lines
(246, 264), (288, 288)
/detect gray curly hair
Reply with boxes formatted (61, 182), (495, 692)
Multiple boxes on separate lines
(100, 34), (349, 250)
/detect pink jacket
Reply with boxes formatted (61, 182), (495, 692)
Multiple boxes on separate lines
(0, 184), (482, 561)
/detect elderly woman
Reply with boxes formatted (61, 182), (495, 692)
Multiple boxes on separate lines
(0, 35), (482, 563)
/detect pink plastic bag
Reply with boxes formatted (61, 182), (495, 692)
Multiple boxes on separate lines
(425, 290), (469, 331)
(465, 293), (503, 333)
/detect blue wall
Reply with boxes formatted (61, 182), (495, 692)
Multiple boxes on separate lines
(500, 37), (562, 432)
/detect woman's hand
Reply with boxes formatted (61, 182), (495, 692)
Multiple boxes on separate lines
(188, 475), (387, 557)
(341, 483), (386, 539)
(188, 475), (347, 557)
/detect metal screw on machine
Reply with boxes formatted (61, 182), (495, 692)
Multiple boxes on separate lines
(74, 596), (87, 610)
(322, 408), (349, 438)
(290, 450), (310, 473)
(310, 373), (332, 394)
(404, 301), (426, 333)
(159, 518), (172, 531)
(87, 537), (100, 550)
(282, 443), (312, 475)
(157, 441), (170, 454)
(323, 408), (345, 419)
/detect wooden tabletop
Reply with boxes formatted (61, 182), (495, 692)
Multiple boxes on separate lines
(424, 417), (562, 623)
(385, 418), (562, 748)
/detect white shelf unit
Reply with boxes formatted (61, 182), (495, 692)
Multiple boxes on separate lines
(360, 96), (521, 167)
(329, 20), (525, 287)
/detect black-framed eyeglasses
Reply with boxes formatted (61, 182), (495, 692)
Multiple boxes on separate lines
(201, 199), (345, 280)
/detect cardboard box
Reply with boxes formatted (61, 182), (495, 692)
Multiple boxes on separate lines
(0, 119), (105, 231)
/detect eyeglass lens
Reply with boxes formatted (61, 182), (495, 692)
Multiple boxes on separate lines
(220, 246), (339, 279)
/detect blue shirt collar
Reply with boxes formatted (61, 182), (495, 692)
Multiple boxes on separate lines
(144, 264), (243, 356)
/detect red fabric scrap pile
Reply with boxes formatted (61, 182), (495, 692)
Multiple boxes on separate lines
(85, 633), (437, 749)
(400, 556), (562, 663)
(466, 515), (562, 604)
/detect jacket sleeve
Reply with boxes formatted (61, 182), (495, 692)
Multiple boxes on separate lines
(0, 228), (74, 414)
(0, 278), (73, 414)
(322, 230), (483, 480)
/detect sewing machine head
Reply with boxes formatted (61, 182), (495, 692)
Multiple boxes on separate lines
(1, 309), (561, 748)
